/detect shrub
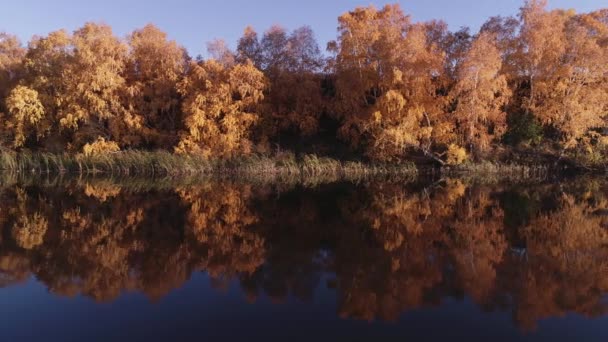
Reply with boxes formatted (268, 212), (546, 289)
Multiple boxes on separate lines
(446, 144), (468, 165)
(82, 137), (120, 156)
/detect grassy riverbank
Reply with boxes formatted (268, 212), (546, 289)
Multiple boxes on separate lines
(0, 149), (595, 184)
(0, 150), (417, 180)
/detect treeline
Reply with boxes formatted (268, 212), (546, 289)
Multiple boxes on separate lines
(0, 0), (606, 165)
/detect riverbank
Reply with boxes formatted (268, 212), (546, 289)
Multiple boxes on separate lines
(0, 150), (417, 180)
(0, 150), (599, 182)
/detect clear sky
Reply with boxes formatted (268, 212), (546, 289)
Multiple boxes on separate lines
(0, 0), (605, 57)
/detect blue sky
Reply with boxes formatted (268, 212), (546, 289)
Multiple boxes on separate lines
(0, 0), (604, 57)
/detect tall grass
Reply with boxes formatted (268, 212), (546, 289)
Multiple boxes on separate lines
(1, 150), (581, 186)
(0, 150), (418, 183)
(441, 161), (552, 182)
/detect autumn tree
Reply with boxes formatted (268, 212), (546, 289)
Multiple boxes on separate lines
(516, 1), (608, 149)
(236, 26), (263, 67)
(60, 23), (136, 150)
(452, 32), (511, 155)
(329, 5), (449, 161)
(207, 39), (236, 66)
(518, 0), (566, 112)
(480, 15), (542, 145)
(424, 20), (472, 83)
(550, 11), (608, 149)
(328, 4), (408, 147)
(17, 29), (72, 150)
(4, 85), (45, 147)
(125, 24), (188, 148)
(0, 3), (606, 161)
(235, 25), (326, 149)
(175, 59), (265, 157)
(0, 33), (25, 127)
(16, 24), (133, 152)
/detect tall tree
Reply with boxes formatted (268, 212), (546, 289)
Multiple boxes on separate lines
(262, 26), (325, 140)
(0, 33), (26, 147)
(236, 26), (262, 67)
(329, 5), (448, 161)
(0, 33), (25, 112)
(540, 11), (608, 149)
(207, 38), (236, 66)
(519, 1), (608, 148)
(126, 24), (188, 148)
(176, 60), (266, 157)
(4, 85), (45, 148)
(61, 23), (132, 150)
(452, 32), (511, 154)
(18, 30), (72, 150)
(480, 16), (522, 80)
(260, 25), (289, 73)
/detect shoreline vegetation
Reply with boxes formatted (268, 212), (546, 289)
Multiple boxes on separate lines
(0, 150), (573, 193)
(0, 150), (587, 182)
(0, 1), (607, 177)
(0, 150), (418, 178)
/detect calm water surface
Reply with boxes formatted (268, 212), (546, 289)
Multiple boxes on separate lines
(0, 176), (607, 341)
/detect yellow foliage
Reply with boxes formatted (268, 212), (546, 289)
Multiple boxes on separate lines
(5, 85), (45, 147)
(452, 32), (510, 153)
(125, 24), (187, 147)
(0, 5), (606, 160)
(329, 5), (448, 161)
(82, 137), (120, 156)
(520, 3), (608, 148)
(175, 59), (265, 158)
(446, 144), (468, 165)
(0, 33), (25, 110)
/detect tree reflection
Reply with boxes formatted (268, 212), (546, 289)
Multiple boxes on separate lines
(0, 178), (607, 330)
(179, 184), (265, 283)
(505, 193), (608, 330)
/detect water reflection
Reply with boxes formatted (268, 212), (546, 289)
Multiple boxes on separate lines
(0, 176), (607, 332)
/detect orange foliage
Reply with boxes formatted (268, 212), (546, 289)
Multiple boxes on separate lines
(0, 33), (25, 126)
(126, 24), (187, 147)
(175, 59), (265, 157)
(328, 5), (449, 161)
(0, 2), (606, 161)
(453, 32), (511, 154)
